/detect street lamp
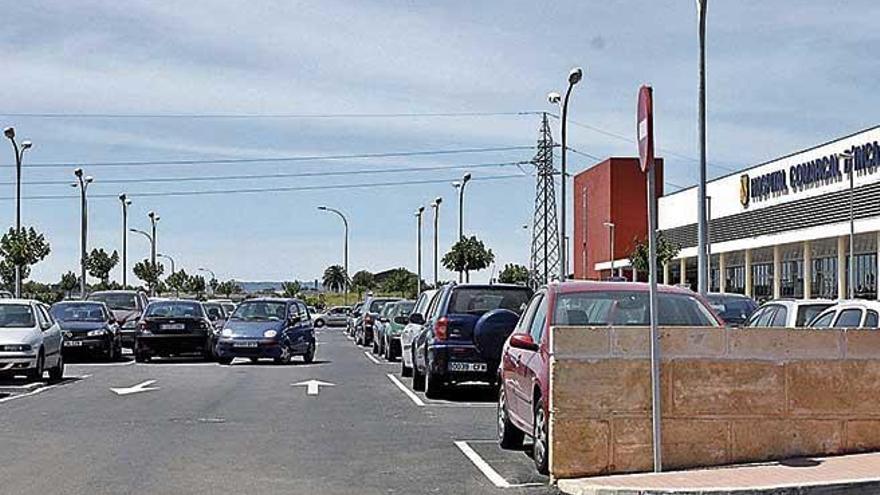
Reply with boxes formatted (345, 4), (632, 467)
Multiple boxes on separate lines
(147, 211), (159, 273)
(197, 267), (216, 295)
(318, 206), (349, 304)
(415, 206), (425, 295)
(71, 169), (94, 298)
(130, 228), (155, 295)
(119, 194), (131, 288)
(431, 197), (443, 286)
(4, 127), (33, 297)
(838, 151), (855, 299)
(157, 253), (176, 297)
(548, 66), (584, 281)
(696, 0), (709, 296)
(452, 172), (472, 282)
(603, 222), (616, 279)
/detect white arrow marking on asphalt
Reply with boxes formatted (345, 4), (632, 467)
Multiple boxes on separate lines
(110, 380), (159, 396)
(292, 379), (335, 396)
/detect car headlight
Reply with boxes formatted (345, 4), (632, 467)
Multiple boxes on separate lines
(263, 330), (277, 338)
(1, 344), (32, 352)
(121, 320), (138, 329)
(222, 328), (233, 337)
(87, 329), (107, 337)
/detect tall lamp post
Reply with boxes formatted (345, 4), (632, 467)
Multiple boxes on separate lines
(72, 169), (94, 298)
(147, 211), (159, 273)
(838, 151), (855, 299)
(119, 194), (131, 288)
(415, 206), (425, 295)
(158, 253), (176, 297)
(4, 127), (32, 298)
(603, 222), (616, 279)
(549, 66), (584, 281)
(431, 197), (442, 286)
(198, 267), (216, 295)
(130, 228), (155, 295)
(452, 172), (472, 282)
(318, 206), (349, 304)
(696, 0), (709, 296)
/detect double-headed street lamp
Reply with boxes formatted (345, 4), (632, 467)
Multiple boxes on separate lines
(72, 169), (94, 298)
(415, 206), (425, 295)
(431, 197), (442, 286)
(4, 127), (33, 297)
(198, 267), (216, 295)
(318, 206), (349, 304)
(157, 253), (176, 297)
(452, 172), (472, 282)
(130, 227), (155, 295)
(119, 194), (132, 288)
(548, 66), (584, 281)
(148, 211), (159, 271)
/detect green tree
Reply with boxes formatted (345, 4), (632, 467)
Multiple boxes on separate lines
(498, 263), (530, 285)
(281, 281), (302, 298)
(59, 271), (78, 297)
(216, 279), (242, 297)
(208, 277), (219, 294)
(322, 265), (348, 293)
(441, 235), (495, 282)
(0, 260), (27, 292)
(165, 269), (190, 296)
(133, 259), (165, 292)
(0, 227), (51, 286)
(628, 231), (681, 277)
(85, 248), (119, 285)
(187, 274), (207, 296)
(350, 270), (375, 298)
(380, 268), (418, 298)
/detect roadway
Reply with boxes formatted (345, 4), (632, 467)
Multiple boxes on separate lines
(0, 327), (555, 494)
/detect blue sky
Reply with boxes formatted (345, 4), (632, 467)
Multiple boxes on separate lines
(1, 0), (878, 284)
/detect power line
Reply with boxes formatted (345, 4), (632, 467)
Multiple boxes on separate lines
(0, 160), (529, 186)
(0, 174), (528, 201)
(0, 110), (543, 119)
(2, 145), (534, 169)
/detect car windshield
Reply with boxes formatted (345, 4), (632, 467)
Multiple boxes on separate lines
(708, 297), (757, 324)
(0, 304), (35, 328)
(145, 301), (204, 318)
(230, 301), (287, 321)
(448, 288), (532, 315)
(369, 299), (397, 313)
(554, 291), (719, 327)
(395, 301), (415, 316)
(89, 293), (137, 311)
(796, 304), (834, 327)
(50, 303), (105, 322)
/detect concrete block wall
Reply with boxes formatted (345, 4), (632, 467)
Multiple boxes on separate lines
(549, 326), (880, 479)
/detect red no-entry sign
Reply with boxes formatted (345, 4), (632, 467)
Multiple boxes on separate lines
(638, 85), (654, 173)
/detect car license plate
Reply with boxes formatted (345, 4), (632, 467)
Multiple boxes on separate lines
(64, 341), (83, 347)
(448, 361), (487, 372)
(233, 341), (258, 348)
(160, 323), (186, 330)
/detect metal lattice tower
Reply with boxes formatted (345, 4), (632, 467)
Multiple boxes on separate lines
(530, 113), (561, 286)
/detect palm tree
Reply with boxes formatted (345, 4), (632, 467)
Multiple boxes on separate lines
(322, 265), (348, 293)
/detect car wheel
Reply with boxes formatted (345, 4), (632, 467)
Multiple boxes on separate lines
(384, 339), (393, 361)
(424, 363), (443, 400)
(401, 358), (412, 377)
(27, 351), (44, 381)
(315, 319), (325, 328)
(303, 343), (315, 364)
(412, 350), (425, 391)
(274, 346), (292, 365)
(48, 353), (64, 384)
(372, 339), (379, 354)
(497, 385), (524, 449)
(134, 344), (150, 363)
(533, 397), (549, 475)
(218, 357), (233, 365)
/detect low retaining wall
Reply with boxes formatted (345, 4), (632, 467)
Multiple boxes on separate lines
(549, 326), (880, 479)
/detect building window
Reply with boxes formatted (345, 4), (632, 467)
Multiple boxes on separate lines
(752, 263), (773, 302)
(725, 266), (745, 294)
(853, 253), (877, 300)
(710, 267), (720, 292)
(780, 260), (803, 298)
(812, 257), (838, 299)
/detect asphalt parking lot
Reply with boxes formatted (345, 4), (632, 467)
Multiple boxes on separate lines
(0, 328), (556, 495)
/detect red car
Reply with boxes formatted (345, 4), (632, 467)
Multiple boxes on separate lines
(496, 281), (722, 474)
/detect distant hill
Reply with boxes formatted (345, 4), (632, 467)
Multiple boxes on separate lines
(238, 280), (322, 294)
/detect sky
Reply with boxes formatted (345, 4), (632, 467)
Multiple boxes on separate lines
(0, 0), (878, 285)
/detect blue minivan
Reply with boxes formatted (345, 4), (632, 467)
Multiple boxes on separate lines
(215, 298), (315, 365)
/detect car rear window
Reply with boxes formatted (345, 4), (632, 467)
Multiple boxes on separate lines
(0, 304), (35, 328)
(554, 291), (719, 327)
(795, 304), (833, 327)
(146, 301), (204, 318)
(88, 292), (138, 311)
(447, 288), (532, 315)
(369, 299), (397, 313)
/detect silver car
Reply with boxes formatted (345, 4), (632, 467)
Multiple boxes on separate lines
(400, 290), (438, 377)
(0, 299), (64, 382)
(315, 306), (350, 328)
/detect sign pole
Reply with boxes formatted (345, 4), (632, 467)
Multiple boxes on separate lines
(638, 85), (662, 472)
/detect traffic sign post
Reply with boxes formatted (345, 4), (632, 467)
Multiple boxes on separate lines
(638, 84), (662, 473)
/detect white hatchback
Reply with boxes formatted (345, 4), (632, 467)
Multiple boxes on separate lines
(808, 300), (880, 329)
(746, 299), (836, 328)
(0, 299), (64, 381)
(399, 289), (438, 377)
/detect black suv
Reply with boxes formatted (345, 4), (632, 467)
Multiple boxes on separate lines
(411, 283), (532, 398)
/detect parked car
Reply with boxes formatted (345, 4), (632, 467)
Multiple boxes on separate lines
(807, 300), (880, 329)
(133, 300), (214, 362)
(497, 281), (722, 474)
(400, 290), (439, 377)
(87, 290), (149, 348)
(357, 296), (402, 347)
(315, 306), (350, 328)
(0, 299), (64, 382)
(746, 299), (835, 328)
(207, 299), (237, 316)
(50, 301), (122, 361)
(379, 300), (415, 361)
(215, 298), (315, 365)
(411, 283), (533, 398)
(705, 292), (758, 327)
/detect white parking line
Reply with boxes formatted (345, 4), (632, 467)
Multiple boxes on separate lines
(68, 360), (136, 367)
(0, 375), (90, 404)
(454, 441), (544, 489)
(387, 373), (425, 406)
(363, 351), (381, 365)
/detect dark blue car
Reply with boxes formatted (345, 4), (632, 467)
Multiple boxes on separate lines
(50, 301), (122, 361)
(215, 298), (315, 365)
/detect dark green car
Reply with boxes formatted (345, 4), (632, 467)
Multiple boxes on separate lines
(378, 300), (414, 361)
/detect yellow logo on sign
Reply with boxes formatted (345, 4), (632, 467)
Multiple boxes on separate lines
(740, 174), (750, 207)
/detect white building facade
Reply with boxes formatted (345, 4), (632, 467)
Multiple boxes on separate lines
(658, 125), (880, 301)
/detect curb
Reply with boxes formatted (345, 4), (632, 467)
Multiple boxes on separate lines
(557, 479), (880, 495)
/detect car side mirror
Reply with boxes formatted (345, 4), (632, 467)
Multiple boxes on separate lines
(208, 314), (219, 322)
(40, 321), (52, 332)
(289, 314), (302, 325)
(379, 317), (389, 323)
(409, 313), (425, 325)
(509, 333), (539, 352)
(394, 316), (409, 325)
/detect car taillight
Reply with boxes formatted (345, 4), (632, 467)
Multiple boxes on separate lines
(365, 315), (373, 325)
(138, 322), (146, 331)
(434, 317), (448, 341)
